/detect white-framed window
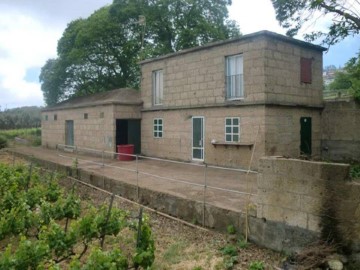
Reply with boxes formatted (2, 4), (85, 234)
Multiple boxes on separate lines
(153, 118), (163, 138)
(225, 117), (240, 142)
(152, 70), (163, 105)
(226, 54), (244, 99)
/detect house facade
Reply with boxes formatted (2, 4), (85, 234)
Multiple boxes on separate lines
(140, 31), (324, 169)
(41, 89), (142, 154)
(42, 31), (325, 169)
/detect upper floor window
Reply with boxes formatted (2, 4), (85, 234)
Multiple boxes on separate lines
(44, 115), (48, 121)
(225, 117), (240, 142)
(226, 54), (244, 100)
(152, 70), (163, 105)
(300, 57), (312, 84)
(84, 113), (88, 119)
(54, 114), (57, 121)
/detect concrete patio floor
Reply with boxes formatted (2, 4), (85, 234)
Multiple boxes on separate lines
(8, 146), (258, 213)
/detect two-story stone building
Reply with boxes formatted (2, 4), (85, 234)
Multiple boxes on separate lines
(42, 31), (326, 169)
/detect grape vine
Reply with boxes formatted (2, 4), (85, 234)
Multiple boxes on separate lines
(0, 163), (155, 269)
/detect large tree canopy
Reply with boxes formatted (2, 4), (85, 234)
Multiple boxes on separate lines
(40, 0), (240, 106)
(271, 0), (360, 46)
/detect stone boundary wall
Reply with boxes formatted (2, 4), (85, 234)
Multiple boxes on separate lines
(258, 157), (360, 256)
(321, 99), (360, 162)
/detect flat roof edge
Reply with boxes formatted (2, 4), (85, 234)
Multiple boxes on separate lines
(140, 30), (326, 65)
(42, 101), (143, 112)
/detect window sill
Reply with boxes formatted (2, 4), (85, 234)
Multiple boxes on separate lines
(211, 141), (253, 149)
(226, 98), (244, 101)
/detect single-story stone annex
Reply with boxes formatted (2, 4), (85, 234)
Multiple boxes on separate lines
(42, 30), (358, 169)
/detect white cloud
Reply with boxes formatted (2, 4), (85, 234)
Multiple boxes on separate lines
(0, 0), (112, 109)
(0, 12), (62, 108)
(229, 0), (285, 35)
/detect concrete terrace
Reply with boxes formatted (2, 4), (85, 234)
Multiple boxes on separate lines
(8, 146), (258, 214)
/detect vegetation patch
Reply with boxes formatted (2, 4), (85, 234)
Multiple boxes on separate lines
(0, 128), (41, 146)
(0, 163), (155, 269)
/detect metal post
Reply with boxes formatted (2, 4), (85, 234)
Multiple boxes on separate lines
(203, 164), (207, 227)
(100, 193), (115, 248)
(102, 150), (105, 167)
(136, 155), (139, 202)
(136, 207), (143, 248)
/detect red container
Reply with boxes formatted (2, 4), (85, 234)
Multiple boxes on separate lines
(117, 144), (135, 161)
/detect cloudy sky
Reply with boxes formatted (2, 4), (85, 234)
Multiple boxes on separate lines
(0, 0), (359, 109)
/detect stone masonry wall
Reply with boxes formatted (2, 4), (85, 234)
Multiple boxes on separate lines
(141, 106), (265, 169)
(263, 38), (323, 106)
(42, 104), (142, 152)
(265, 106), (322, 158)
(42, 105), (115, 151)
(257, 157), (360, 254)
(321, 99), (360, 161)
(141, 35), (323, 109)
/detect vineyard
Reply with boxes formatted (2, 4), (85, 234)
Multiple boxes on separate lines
(0, 151), (284, 269)
(0, 163), (155, 269)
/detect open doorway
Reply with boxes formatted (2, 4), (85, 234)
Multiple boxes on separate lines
(300, 117), (312, 156)
(115, 119), (141, 154)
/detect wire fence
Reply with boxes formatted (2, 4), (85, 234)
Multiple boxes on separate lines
(7, 143), (259, 227)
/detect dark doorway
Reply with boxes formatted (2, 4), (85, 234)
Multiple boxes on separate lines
(300, 117), (312, 156)
(116, 119), (141, 154)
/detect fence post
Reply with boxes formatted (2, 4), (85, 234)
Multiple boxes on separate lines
(26, 162), (33, 192)
(100, 193), (115, 248)
(203, 164), (207, 227)
(136, 155), (139, 202)
(136, 207), (143, 249)
(102, 150), (105, 167)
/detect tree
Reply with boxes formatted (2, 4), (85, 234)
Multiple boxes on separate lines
(271, 0), (360, 46)
(40, 0), (240, 106)
(329, 51), (360, 101)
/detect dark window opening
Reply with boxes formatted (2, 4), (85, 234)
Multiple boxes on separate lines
(54, 114), (57, 121)
(84, 113), (88, 119)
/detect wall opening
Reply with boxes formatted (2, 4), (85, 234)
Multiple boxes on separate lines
(116, 119), (141, 154)
(300, 117), (312, 156)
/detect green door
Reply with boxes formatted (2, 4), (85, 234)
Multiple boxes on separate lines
(300, 117), (311, 156)
(65, 120), (74, 146)
(192, 117), (204, 161)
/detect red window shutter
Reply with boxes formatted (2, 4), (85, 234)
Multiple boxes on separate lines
(300, 57), (312, 84)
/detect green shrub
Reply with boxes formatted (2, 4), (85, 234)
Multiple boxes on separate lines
(0, 136), (7, 149)
(226, 224), (236, 235)
(249, 261), (265, 270)
(350, 164), (360, 179)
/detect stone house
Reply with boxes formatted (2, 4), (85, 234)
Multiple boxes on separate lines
(42, 30), (326, 169)
(41, 89), (142, 154)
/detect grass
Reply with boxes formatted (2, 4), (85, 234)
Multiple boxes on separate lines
(350, 164), (360, 179)
(0, 128), (41, 147)
(162, 241), (188, 264)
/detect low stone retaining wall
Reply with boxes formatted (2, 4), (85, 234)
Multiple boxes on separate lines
(258, 157), (360, 257)
(321, 99), (360, 162)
